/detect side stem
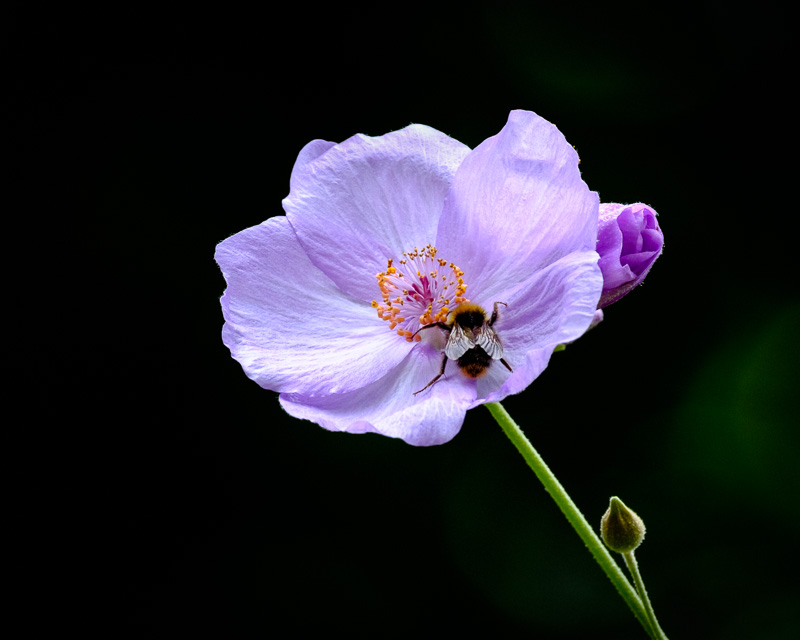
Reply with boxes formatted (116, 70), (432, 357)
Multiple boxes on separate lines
(485, 402), (653, 638)
(623, 552), (668, 640)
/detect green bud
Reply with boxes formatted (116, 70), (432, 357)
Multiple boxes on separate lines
(601, 496), (646, 553)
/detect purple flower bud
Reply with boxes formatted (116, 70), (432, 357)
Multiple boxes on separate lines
(596, 203), (663, 308)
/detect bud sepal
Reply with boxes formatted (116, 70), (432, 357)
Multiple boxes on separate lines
(601, 496), (646, 553)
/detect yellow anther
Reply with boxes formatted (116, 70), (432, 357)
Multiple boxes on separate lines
(375, 245), (469, 341)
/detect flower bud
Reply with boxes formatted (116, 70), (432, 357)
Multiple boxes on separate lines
(596, 203), (663, 308)
(601, 496), (646, 553)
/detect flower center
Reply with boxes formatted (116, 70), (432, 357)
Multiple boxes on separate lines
(372, 245), (469, 342)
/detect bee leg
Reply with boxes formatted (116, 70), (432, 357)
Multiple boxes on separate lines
(413, 353), (448, 395)
(410, 321), (450, 340)
(500, 358), (513, 373)
(489, 301), (508, 326)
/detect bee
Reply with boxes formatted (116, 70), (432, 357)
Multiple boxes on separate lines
(412, 301), (513, 395)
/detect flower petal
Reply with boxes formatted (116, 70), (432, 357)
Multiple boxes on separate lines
(470, 249), (603, 405)
(436, 110), (599, 302)
(283, 125), (471, 302)
(279, 346), (477, 446)
(290, 139), (338, 185)
(215, 217), (411, 395)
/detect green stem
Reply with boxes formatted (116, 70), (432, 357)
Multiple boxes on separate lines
(623, 552), (668, 640)
(485, 402), (654, 638)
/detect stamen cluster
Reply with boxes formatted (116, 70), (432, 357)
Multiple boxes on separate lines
(372, 245), (468, 342)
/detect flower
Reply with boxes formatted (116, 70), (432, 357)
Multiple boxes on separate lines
(215, 110), (604, 446)
(596, 203), (663, 308)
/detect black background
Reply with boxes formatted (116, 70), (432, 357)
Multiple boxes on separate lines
(9, 2), (799, 638)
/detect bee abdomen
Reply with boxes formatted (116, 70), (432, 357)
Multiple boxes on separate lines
(457, 347), (492, 378)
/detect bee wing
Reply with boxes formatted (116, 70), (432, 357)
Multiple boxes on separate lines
(475, 325), (504, 359)
(444, 323), (475, 360)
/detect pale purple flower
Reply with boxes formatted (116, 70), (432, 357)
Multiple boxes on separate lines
(596, 203), (663, 308)
(215, 110), (604, 446)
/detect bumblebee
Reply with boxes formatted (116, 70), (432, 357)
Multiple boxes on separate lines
(412, 301), (513, 395)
